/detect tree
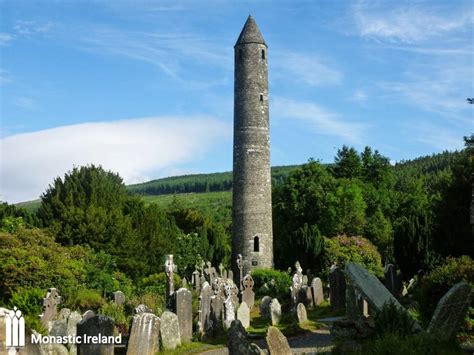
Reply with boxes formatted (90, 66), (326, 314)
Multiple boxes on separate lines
(333, 145), (362, 179)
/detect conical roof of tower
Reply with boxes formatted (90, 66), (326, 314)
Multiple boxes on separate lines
(235, 15), (267, 47)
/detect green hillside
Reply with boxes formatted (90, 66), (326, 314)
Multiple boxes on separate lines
(127, 165), (301, 195)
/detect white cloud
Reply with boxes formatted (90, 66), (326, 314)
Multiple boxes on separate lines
(0, 116), (230, 203)
(272, 51), (343, 86)
(0, 33), (14, 46)
(272, 97), (369, 143)
(352, 1), (473, 43)
(13, 20), (54, 36)
(351, 90), (368, 102)
(406, 121), (465, 151)
(14, 97), (36, 110)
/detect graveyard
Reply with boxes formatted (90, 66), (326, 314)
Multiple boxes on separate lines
(1, 2), (473, 355)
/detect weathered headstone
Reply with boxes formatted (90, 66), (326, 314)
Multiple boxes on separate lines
(175, 287), (192, 343)
(59, 308), (71, 320)
(127, 312), (160, 355)
(345, 283), (358, 322)
(296, 303), (307, 325)
(311, 277), (324, 306)
(306, 286), (314, 308)
(228, 320), (264, 355)
(76, 315), (115, 355)
(260, 296), (272, 319)
(49, 319), (67, 337)
(329, 267), (346, 312)
(205, 261), (216, 285)
(302, 275), (308, 286)
(345, 262), (420, 330)
(290, 262), (304, 307)
(198, 281), (212, 335)
(210, 294), (224, 333)
(160, 311), (181, 350)
(266, 326), (291, 355)
(228, 270), (234, 283)
(41, 288), (61, 328)
(182, 277), (188, 288)
(237, 254), (244, 291)
(224, 285), (236, 330)
(384, 264), (401, 299)
(67, 311), (82, 355)
(241, 274), (255, 309)
(82, 310), (95, 320)
(237, 302), (250, 329)
(113, 291), (125, 305)
(134, 304), (152, 314)
(165, 254), (177, 300)
(192, 270), (201, 291)
(427, 282), (472, 340)
(270, 299), (281, 326)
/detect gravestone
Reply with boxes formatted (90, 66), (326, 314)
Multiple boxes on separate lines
(210, 294), (224, 333)
(82, 310), (95, 320)
(165, 255), (177, 301)
(329, 267), (346, 311)
(427, 282), (472, 340)
(113, 291), (125, 305)
(160, 311), (181, 350)
(182, 278), (188, 288)
(134, 304), (152, 314)
(297, 303), (307, 325)
(205, 262), (216, 285)
(175, 287), (192, 343)
(241, 274), (255, 309)
(270, 299), (281, 326)
(127, 312), (160, 355)
(49, 319), (67, 337)
(302, 275), (308, 286)
(198, 281), (212, 335)
(224, 285), (236, 330)
(260, 296), (272, 319)
(345, 262), (421, 331)
(41, 288), (61, 328)
(59, 308), (71, 320)
(311, 277), (324, 306)
(384, 264), (401, 299)
(306, 286), (314, 308)
(228, 320), (264, 355)
(76, 315), (114, 355)
(237, 302), (250, 329)
(228, 270), (234, 283)
(67, 311), (82, 355)
(345, 283), (358, 322)
(290, 262), (304, 307)
(192, 270), (201, 291)
(266, 326), (291, 355)
(237, 254), (244, 291)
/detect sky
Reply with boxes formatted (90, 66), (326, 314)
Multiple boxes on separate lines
(0, 0), (472, 203)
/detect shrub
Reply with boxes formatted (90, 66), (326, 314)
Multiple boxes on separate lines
(98, 302), (129, 334)
(374, 301), (416, 337)
(73, 289), (104, 311)
(7, 288), (46, 334)
(418, 256), (474, 323)
(251, 269), (292, 299)
(138, 272), (181, 296)
(323, 235), (383, 279)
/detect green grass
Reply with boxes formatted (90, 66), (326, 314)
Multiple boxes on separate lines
(158, 340), (226, 354)
(15, 199), (41, 212)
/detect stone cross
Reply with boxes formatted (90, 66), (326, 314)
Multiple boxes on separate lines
(237, 254), (243, 291)
(291, 261), (304, 306)
(219, 263), (224, 277)
(41, 288), (62, 328)
(205, 261), (216, 285)
(165, 255), (177, 298)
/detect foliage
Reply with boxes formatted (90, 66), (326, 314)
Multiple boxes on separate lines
(251, 269), (292, 299)
(7, 288), (47, 334)
(417, 256), (474, 323)
(127, 165), (300, 196)
(138, 272), (181, 297)
(98, 302), (129, 330)
(0, 216), (25, 233)
(374, 301), (416, 337)
(323, 235), (383, 278)
(73, 289), (104, 311)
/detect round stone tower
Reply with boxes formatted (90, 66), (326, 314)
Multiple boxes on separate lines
(232, 15), (273, 275)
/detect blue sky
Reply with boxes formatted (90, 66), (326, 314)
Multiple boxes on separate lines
(0, 0), (472, 202)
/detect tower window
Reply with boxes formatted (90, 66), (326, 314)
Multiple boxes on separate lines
(261, 49), (265, 59)
(254, 236), (260, 252)
(259, 94), (263, 102)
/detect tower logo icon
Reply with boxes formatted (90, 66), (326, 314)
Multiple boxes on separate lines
(5, 306), (25, 348)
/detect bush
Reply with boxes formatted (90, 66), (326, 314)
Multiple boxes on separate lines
(323, 235), (383, 279)
(138, 272), (181, 296)
(418, 256), (474, 323)
(98, 302), (129, 333)
(7, 288), (47, 334)
(251, 269), (292, 299)
(374, 301), (416, 337)
(73, 289), (104, 311)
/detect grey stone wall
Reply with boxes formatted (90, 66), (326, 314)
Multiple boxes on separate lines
(232, 17), (273, 275)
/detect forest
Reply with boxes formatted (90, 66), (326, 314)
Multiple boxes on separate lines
(0, 137), (472, 341)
